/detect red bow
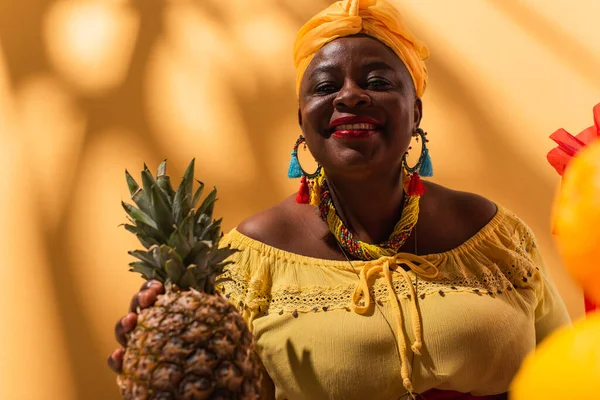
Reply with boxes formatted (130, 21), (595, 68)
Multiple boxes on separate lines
(547, 102), (600, 314)
(547, 103), (600, 176)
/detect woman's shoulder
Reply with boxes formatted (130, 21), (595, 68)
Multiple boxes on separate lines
(418, 181), (500, 253)
(424, 180), (497, 224)
(235, 194), (324, 250)
(435, 182), (497, 224)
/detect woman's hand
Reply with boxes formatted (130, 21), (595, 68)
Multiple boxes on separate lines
(106, 280), (165, 373)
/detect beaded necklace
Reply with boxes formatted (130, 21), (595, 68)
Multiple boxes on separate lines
(317, 174), (421, 261)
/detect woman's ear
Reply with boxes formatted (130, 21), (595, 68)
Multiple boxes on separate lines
(414, 97), (423, 127)
(297, 108), (303, 127)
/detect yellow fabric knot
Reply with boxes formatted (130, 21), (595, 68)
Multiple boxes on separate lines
(293, 0), (429, 97)
(350, 253), (439, 396)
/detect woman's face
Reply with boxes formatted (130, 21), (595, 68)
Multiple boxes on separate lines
(298, 35), (421, 179)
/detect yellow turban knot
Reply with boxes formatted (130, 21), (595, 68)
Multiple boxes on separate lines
(293, 0), (429, 97)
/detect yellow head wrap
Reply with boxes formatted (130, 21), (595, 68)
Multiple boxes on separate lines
(294, 0), (429, 97)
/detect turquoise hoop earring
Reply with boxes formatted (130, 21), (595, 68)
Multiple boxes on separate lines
(287, 135), (322, 204)
(287, 135), (322, 179)
(402, 128), (433, 177)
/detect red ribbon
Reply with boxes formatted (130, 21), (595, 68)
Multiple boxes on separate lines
(546, 103), (600, 314)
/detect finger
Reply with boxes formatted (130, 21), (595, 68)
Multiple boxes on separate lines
(129, 291), (141, 313)
(115, 313), (137, 347)
(130, 281), (164, 313)
(107, 348), (125, 374)
(139, 280), (160, 291)
(138, 288), (160, 309)
(150, 281), (165, 295)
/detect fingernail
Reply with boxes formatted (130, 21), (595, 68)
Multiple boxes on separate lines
(121, 313), (136, 330)
(138, 292), (149, 308)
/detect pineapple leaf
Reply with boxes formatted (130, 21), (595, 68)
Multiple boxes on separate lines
(140, 168), (157, 200)
(192, 180), (205, 209)
(128, 250), (158, 267)
(168, 226), (192, 259)
(123, 224), (137, 235)
(194, 214), (211, 238)
(125, 170), (140, 197)
(179, 265), (197, 288)
(157, 159), (167, 177)
(197, 187), (217, 221)
(151, 245), (172, 269)
(185, 240), (213, 266)
(125, 167), (151, 216)
(156, 160), (175, 206)
(146, 171), (175, 236)
(197, 218), (223, 243)
(136, 234), (160, 250)
(193, 260), (210, 281)
(123, 159), (232, 291)
(157, 175), (175, 206)
(182, 159), (195, 210)
(152, 268), (167, 281)
(173, 160), (195, 225)
(121, 201), (157, 230)
(132, 189), (153, 219)
(209, 246), (238, 267)
(173, 193), (190, 227)
(210, 222), (224, 244)
(129, 262), (155, 280)
(181, 210), (195, 244)
(165, 258), (185, 284)
(134, 219), (167, 244)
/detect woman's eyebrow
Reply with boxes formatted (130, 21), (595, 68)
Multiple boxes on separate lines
(361, 60), (395, 72)
(309, 64), (339, 78)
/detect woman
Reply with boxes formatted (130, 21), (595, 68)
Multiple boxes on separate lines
(108, 0), (571, 398)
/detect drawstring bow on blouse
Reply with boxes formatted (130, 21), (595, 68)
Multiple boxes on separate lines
(350, 253), (439, 396)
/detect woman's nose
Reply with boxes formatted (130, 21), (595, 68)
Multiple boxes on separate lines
(333, 81), (372, 110)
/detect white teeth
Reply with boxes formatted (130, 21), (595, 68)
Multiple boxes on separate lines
(335, 123), (376, 130)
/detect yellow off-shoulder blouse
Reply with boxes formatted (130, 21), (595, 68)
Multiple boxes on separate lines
(218, 205), (571, 400)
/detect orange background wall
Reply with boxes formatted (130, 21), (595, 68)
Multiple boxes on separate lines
(0, 0), (599, 399)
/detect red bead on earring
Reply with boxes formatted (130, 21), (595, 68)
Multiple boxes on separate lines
(407, 172), (426, 196)
(296, 176), (310, 204)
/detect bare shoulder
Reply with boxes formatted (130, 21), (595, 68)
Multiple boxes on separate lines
(420, 181), (498, 250)
(449, 187), (498, 227)
(236, 195), (319, 248)
(425, 181), (497, 227)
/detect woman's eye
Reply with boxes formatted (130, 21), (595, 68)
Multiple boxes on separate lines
(367, 79), (391, 89)
(314, 83), (338, 94)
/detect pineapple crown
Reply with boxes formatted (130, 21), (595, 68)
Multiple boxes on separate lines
(121, 159), (236, 294)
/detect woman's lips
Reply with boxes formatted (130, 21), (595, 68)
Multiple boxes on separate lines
(331, 122), (380, 139)
(332, 129), (379, 139)
(329, 117), (383, 139)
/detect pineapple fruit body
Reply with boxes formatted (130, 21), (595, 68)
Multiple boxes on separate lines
(118, 290), (260, 400)
(118, 160), (261, 399)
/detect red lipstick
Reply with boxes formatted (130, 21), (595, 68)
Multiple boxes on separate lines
(329, 116), (383, 139)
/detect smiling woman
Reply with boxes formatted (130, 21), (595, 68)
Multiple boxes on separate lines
(108, 0), (571, 399)
(299, 35), (419, 181)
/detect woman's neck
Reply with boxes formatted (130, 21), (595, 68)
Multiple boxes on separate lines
(325, 169), (406, 245)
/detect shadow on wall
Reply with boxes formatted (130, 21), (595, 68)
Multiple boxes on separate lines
(0, 0), (593, 399)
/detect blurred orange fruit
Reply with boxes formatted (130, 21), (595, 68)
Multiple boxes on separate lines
(510, 312), (600, 400)
(553, 139), (600, 304)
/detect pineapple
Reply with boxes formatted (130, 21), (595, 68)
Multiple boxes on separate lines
(118, 159), (261, 400)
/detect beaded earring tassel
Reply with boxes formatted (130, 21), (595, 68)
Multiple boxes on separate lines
(296, 176), (310, 204)
(287, 135), (322, 204)
(406, 172), (426, 196)
(418, 148), (433, 177)
(287, 150), (302, 179)
(403, 128), (433, 196)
